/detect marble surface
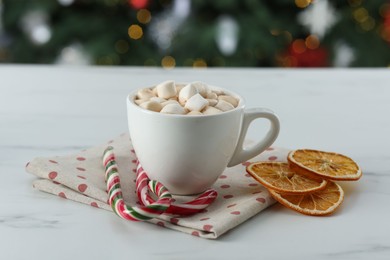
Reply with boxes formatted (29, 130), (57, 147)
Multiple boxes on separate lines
(1, 66), (389, 259)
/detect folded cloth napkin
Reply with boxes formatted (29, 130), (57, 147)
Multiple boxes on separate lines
(26, 133), (288, 239)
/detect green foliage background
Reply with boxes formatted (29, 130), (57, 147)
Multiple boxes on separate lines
(1, 0), (389, 67)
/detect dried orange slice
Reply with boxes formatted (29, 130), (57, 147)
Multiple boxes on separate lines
(288, 149), (362, 181)
(269, 181), (344, 216)
(246, 162), (327, 195)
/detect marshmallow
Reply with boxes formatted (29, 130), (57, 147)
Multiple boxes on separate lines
(161, 100), (180, 107)
(191, 81), (209, 98)
(150, 97), (167, 103)
(203, 106), (223, 115)
(206, 92), (218, 100)
(139, 100), (162, 112)
(134, 82), (238, 115)
(187, 111), (203, 116)
(156, 80), (177, 99)
(160, 103), (186, 115)
(215, 100), (235, 112)
(169, 96), (178, 101)
(152, 86), (158, 96)
(137, 88), (155, 100)
(207, 99), (218, 106)
(134, 99), (149, 105)
(213, 89), (225, 95)
(179, 83), (199, 105)
(218, 95), (239, 107)
(176, 84), (184, 93)
(185, 93), (209, 112)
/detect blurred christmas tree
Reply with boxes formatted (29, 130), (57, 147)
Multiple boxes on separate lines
(0, 0), (389, 67)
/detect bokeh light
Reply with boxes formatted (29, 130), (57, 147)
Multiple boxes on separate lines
(129, 0), (149, 10)
(161, 56), (176, 68)
(360, 17), (375, 31)
(353, 8), (369, 23)
(137, 9), (151, 24)
(295, 0), (311, 9)
(292, 39), (306, 54)
(31, 24), (51, 44)
(193, 59), (207, 68)
(305, 35), (320, 50)
(128, 24), (143, 40)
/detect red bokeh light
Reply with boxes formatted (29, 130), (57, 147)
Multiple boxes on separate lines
(128, 0), (149, 9)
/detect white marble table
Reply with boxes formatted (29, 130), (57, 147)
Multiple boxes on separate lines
(1, 66), (389, 260)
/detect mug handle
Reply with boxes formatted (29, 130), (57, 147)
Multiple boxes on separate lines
(227, 108), (280, 167)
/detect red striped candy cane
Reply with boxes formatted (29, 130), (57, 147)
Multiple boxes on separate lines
(135, 162), (218, 215)
(103, 147), (172, 221)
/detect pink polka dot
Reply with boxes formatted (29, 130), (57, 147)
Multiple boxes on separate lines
(157, 221), (165, 227)
(227, 203), (236, 208)
(219, 175), (227, 179)
(268, 156), (278, 161)
(132, 159), (137, 163)
(76, 157), (86, 161)
(91, 202), (99, 208)
(266, 147), (274, 151)
(78, 184), (88, 192)
(241, 161), (251, 167)
(132, 169), (136, 173)
(223, 195), (234, 199)
(231, 211), (241, 215)
(191, 231), (200, 237)
(170, 218), (179, 224)
(203, 225), (213, 232)
(58, 192), (66, 199)
(77, 175), (86, 180)
(49, 160), (58, 164)
(76, 167), (86, 171)
(252, 191), (263, 194)
(220, 184), (230, 189)
(245, 173), (251, 177)
(131, 149), (135, 153)
(48, 171), (58, 180)
(248, 183), (258, 187)
(200, 217), (210, 221)
(256, 198), (266, 203)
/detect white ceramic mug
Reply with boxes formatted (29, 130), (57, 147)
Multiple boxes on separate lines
(127, 85), (280, 195)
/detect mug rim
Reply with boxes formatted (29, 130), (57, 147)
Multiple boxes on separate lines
(127, 83), (246, 118)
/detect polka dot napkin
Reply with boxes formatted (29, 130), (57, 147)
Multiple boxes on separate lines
(26, 133), (289, 239)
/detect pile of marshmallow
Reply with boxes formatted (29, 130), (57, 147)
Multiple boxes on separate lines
(134, 81), (239, 115)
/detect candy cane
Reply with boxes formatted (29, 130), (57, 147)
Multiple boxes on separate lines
(135, 162), (218, 215)
(103, 146), (218, 221)
(103, 147), (172, 221)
